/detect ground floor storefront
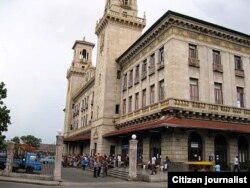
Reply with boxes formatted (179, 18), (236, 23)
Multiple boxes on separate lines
(64, 126), (250, 171)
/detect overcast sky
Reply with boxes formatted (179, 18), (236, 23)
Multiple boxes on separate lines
(0, 0), (249, 144)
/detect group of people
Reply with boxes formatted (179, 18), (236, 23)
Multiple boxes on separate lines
(150, 155), (171, 175)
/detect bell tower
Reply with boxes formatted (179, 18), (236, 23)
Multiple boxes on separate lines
(92, 0), (146, 154)
(64, 38), (95, 136)
(105, 0), (138, 16)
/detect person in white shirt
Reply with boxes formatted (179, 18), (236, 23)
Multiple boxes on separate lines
(233, 156), (240, 172)
(151, 156), (157, 175)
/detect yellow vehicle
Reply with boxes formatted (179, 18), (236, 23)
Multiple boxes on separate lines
(184, 161), (215, 172)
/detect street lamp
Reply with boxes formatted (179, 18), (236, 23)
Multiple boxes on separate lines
(131, 134), (137, 140)
(57, 129), (63, 136)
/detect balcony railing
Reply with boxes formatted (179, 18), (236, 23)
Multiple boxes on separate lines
(157, 61), (165, 70)
(116, 98), (250, 124)
(213, 63), (223, 73)
(235, 69), (244, 77)
(68, 124), (92, 137)
(188, 58), (200, 68)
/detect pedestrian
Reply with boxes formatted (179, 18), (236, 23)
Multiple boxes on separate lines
(151, 155), (157, 175)
(81, 157), (87, 171)
(163, 156), (171, 171)
(233, 156), (240, 172)
(214, 163), (221, 172)
(117, 154), (121, 168)
(102, 160), (108, 177)
(97, 160), (101, 177)
(93, 159), (97, 177)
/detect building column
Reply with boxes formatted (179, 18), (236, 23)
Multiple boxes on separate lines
(53, 133), (64, 181)
(3, 141), (15, 176)
(128, 135), (138, 180)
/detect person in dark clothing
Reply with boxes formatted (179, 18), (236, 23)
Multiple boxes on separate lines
(102, 160), (108, 177)
(93, 160), (97, 177)
(97, 161), (101, 177)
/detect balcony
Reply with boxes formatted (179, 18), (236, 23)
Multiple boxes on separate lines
(157, 61), (164, 70)
(134, 76), (139, 85)
(213, 63), (223, 73)
(235, 69), (244, 77)
(148, 66), (155, 76)
(116, 98), (250, 125)
(188, 58), (200, 68)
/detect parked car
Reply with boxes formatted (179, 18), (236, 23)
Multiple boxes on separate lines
(40, 156), (55, 164)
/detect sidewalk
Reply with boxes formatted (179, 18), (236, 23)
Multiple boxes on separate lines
(0, 175), (60, 186)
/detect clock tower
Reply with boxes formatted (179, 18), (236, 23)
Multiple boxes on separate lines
(92, 0), (146, 154)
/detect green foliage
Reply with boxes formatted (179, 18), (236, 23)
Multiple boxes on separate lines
(20, 135), (42, 149)
(0, 82), (11, 149)
(11, 136), (20, 144)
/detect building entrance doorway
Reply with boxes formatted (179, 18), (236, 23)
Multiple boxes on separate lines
(188, 132), (202, 161)
(214, 134), (227, 170)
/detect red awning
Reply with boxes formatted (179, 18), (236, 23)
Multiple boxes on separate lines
(103, 117), (250, 137)
(64, 133), (91, 142)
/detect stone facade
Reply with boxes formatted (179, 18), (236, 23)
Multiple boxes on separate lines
(63, 1), (250, 170)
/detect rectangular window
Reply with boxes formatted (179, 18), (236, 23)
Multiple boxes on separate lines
(123, 74), (127, 90)
(117, 70), (121, 79)
(149, 53), (155, 75)
(237, 87), (244, 108)
(150, 85), (155, 104)
(134, 65), (140, 84)
(135, 92), (139, 110)
(159, 47), (164, 63)
(123, 99), (126, 114)
(190, 78), (199, 101)
(159, 80), (165, 101)
(128, 69), (133, 87)
(115, 104), (120, 114)
(189, 44), (198, 59)
(142, 89), (147, 108)
(141, 59), (147, 80)
(128, 96), (132, 113)
(235, 56), (242, 70)
(213, 50), (221, 65)
(214, 83), (223, 104)
(85, 114), (88, 125)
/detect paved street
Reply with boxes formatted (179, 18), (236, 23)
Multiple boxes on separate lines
(61, 167), (125, 183)
(0, 167), (167, 187)
(0, 181), (167, 188)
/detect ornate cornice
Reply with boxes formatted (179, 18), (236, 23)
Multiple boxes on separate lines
(117, 10), (250, 67)
(95, 10), (146, 35)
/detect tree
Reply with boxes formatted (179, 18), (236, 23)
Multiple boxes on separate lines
(0, 82), (11, 149)
(20, 135), (42, 149)
(11, 136), (20, 144)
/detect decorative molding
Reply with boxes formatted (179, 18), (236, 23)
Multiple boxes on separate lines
(117, 11), (250, 68)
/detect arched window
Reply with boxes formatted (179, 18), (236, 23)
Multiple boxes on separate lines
(188, 132), (202, 161)
(80, 49), (88, 62)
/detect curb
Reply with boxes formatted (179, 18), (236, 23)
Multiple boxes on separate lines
(0, 176), (60, 186)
